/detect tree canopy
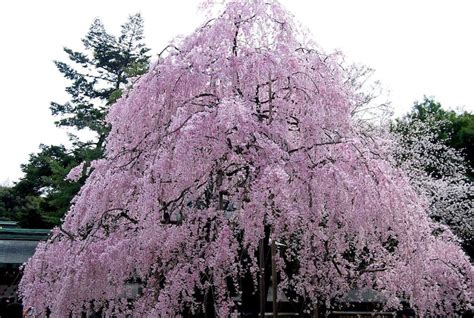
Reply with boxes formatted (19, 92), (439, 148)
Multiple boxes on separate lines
(395, 97), (474, 178)
(392, 98), (473, 259)
(0, 145), (82, 227)
(0, 14), (150, 228)
(51, 13), (150, 141)
(20, 1), (472, 317)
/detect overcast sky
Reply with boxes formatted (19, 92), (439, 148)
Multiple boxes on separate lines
(1, 0), (473, 183)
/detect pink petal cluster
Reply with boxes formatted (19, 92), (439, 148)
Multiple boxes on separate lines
(20, 1), (472, 317)
(65, 162), (85, 182)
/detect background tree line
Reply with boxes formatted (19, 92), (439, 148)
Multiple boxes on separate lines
(391, 97), (473, 258)
(0, 13), (150, 228)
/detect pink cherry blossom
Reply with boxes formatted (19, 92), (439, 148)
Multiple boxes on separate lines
(20, 1), (473, 317)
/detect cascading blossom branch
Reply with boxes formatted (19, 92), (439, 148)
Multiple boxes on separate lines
(20, 1), (472, 317)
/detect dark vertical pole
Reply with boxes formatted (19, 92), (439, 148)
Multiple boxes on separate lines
(268, 71), (273, 124)
(312, 303), (319, 318)
(204, 291), (209, 318)
(271, 240), (277, 318)
(259, 238), (265, 318)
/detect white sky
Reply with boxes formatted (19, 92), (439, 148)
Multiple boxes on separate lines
(0, 0), (473, 183)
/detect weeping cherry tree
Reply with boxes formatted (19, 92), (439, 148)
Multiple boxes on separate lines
(20, 1), (472, 317)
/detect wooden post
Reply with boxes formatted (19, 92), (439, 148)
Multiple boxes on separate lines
(204, 291), (209, 318)
(268, 71), (273, 124)
(312, 303), (319, 318)
(271, 240), (277, 318)
(259, 238), (265, 318)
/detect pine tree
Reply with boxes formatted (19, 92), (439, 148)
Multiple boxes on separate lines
(1, 14), (151, 228)
(50, 13), (150, 146)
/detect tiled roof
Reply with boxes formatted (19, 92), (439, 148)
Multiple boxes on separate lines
(0, 228), (50, 241)
(0, 240), (41, 265)
(0, 228), (50, 265)
(340, 288), (387, 303)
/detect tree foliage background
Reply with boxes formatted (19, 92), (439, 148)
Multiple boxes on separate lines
(0, 14), (150, 227)
(391, 98), (473, 259)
